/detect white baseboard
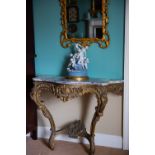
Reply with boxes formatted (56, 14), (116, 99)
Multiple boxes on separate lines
(37, 126), (122, 149)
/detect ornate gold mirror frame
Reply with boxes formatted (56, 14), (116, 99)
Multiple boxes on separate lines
(60, 0), (110, 48)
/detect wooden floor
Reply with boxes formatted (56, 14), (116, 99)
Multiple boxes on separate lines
(26, 138), (129, 155)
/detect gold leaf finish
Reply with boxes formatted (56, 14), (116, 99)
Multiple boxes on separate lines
(60, 0), (110, 48)
(31, 81), (123, 155)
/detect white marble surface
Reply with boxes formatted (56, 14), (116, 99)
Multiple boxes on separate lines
(33, 75), (123, 85)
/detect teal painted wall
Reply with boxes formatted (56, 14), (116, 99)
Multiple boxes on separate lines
(33, 0), (125, 79)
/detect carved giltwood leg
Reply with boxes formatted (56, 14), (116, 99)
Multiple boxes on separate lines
(89, 87), (108, 155)
(31, 82), (56, 150)
(89, 136), (95, 155)
(40, 104), (56, 150)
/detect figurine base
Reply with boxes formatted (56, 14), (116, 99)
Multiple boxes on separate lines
(66, 76), (89, 81)
(66, 70), (88, 81)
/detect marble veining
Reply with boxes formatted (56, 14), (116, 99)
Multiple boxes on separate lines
(33, 75), (123, 85)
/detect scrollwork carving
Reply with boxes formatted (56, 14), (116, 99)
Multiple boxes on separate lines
(107, 83), (124, 95)
(31, 81), (123, 155)
(59, 0), (110, 48)
(66, 120), (87, 138)
(31, 82), (56, 149)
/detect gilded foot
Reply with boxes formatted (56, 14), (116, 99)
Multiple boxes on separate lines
(89, 136), (95, 155)
(49, 131), (55, 150)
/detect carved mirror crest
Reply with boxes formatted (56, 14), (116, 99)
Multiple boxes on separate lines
(60, 0), (110, 48)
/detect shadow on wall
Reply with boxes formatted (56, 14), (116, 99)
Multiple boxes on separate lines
(60, 54), (69, 76)
(60, 45), (75, 76)
(81, 94), (92, 125)
(38, 91), (93, 132)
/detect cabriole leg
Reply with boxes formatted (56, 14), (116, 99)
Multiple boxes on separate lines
(31, 82), (56, 150)
(89, 89), (108, 155)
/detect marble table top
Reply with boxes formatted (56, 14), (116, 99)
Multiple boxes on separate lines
(33, 75), (123, 86)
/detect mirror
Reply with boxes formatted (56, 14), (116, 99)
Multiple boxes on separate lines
(60, 0), (110, 48)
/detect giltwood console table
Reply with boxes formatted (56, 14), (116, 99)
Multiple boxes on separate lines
(31, 76), (123, 155)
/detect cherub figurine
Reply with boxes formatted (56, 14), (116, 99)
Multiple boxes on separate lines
(67, 43), (89, 72)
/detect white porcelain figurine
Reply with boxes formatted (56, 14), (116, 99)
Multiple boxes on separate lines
(67, 43), (89, 72)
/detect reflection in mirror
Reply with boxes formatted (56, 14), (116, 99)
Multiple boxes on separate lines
(60, 0), (110, 48)
(66, 0), (103, 39)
